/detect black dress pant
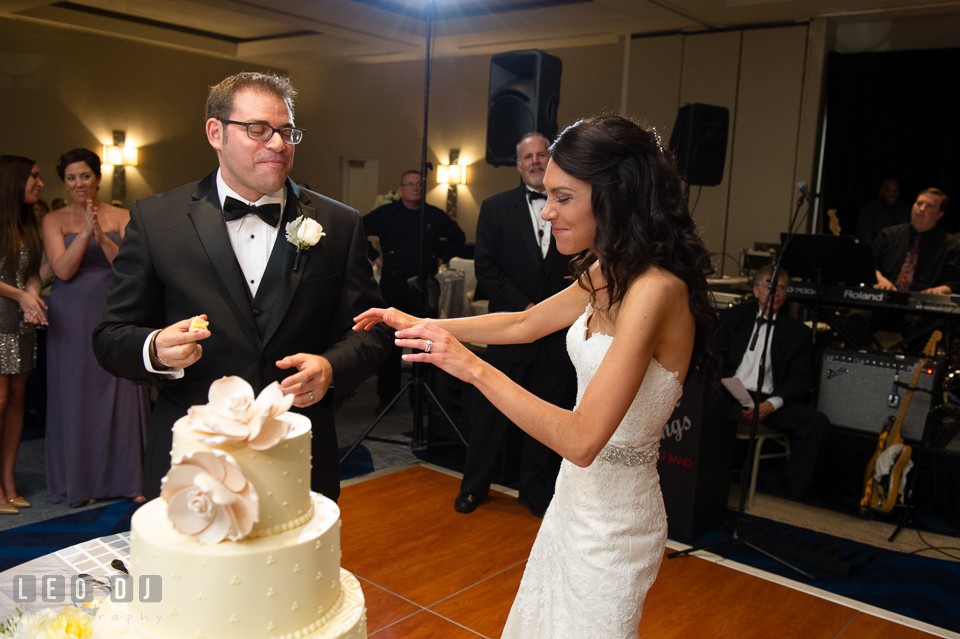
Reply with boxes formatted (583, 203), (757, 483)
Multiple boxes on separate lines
(459, 356), (576, 507)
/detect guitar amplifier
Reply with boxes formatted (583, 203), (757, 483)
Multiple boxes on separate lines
(817, 348), (940, 441)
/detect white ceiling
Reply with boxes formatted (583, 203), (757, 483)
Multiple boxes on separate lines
(2, 0), (960, 67)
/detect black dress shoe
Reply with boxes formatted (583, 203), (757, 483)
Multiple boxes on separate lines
(518, 495), (547, 519)
(454, 492), (483, 514)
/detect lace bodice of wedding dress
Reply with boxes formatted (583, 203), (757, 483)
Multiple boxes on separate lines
(500, 304), (683, 639)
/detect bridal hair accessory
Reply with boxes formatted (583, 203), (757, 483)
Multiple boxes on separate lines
(285, 215), (325, 271)
(424, 339), (433, 353)
(185, 376), (293, 450)
(161, 449), (259, 544)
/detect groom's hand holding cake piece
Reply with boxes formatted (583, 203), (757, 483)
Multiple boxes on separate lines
(150, 315), (210, 370)
(276, 353), (332, 407)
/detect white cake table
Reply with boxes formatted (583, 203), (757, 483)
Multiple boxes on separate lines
(0, 532), (130, 620)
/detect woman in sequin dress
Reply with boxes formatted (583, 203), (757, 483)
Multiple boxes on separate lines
(43, 148), (149, 507)
(356, 116), (720, 638)
(0, 156), (48, 515)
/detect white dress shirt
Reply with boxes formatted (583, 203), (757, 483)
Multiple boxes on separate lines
(142, 169), (286, 378)
(733, 314), (784, 411)
(525, 188), (551, 258)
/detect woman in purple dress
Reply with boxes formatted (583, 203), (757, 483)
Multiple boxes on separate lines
(0, 156), (48, 515)
(43, 148), (149, 506)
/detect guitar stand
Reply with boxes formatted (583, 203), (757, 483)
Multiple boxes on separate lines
(887, 381), (938, 543)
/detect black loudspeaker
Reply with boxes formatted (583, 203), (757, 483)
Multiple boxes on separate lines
(817, 348), (941, 441)
(485, 49), (562, 167)
(658, 372), (737, 543)
(669, 103), (729, 186)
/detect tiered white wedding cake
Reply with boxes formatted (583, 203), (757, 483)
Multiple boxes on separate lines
(93, 377), (366, 639)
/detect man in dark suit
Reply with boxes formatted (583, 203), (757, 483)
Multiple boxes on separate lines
(454, 132), (577, 517)
(718, 265), (828, 497)
(93, 72), (390, 501)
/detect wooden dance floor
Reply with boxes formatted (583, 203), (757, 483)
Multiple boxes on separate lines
(339, 465), (949, 638)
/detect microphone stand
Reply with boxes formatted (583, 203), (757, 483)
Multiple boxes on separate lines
(341, 1), (467, 464)
(669, 185), (815, 580)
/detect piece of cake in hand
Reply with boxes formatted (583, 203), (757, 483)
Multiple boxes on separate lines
(189, 315), (209, 331)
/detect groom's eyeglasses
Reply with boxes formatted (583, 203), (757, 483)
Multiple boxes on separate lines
(220, 120), (305, 145)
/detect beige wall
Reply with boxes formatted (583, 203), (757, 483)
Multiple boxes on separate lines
(6, 10), (960, 256)
(625, 24), (822, 276)
(0, 17), (282, 206)
(290, 43), (624, 242)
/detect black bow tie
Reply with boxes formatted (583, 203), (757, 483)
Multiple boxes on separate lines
(222, 196), (282, 227)
(527, 190), (546, 201)
(749, 315), (777, 351)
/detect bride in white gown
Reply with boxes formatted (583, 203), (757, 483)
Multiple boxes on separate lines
(354, 115), (719, 638)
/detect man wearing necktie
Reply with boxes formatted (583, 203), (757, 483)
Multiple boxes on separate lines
(93, 72), (391, 501)
(872, 188), (958, 295)
(717, 265), (828, 498)
(453, 133), (576, 517)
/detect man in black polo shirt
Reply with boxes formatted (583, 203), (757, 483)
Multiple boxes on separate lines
(873, 188), (959, 294)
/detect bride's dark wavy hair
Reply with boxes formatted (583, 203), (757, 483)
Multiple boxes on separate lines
(549, 114), (720, 385)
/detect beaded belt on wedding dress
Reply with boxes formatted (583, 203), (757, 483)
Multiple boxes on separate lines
(596, 442), (660, 467)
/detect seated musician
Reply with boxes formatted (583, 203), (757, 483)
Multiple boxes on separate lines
(717, 265), (829, 499)
(873, 188), (959, 295)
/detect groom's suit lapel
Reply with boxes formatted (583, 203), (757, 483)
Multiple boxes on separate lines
(257, 180), (314, 349)
(187, 173), (259, 342)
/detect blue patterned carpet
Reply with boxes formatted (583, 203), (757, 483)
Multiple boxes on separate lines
(0, 445), (374, 572)
(0, 501), (137, 573)
(685, 513), (960, 634)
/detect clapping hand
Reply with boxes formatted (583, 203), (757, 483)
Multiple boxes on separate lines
(85, 200), (108, 244)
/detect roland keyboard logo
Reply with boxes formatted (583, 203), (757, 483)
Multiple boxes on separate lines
(843, 289), (885, 302)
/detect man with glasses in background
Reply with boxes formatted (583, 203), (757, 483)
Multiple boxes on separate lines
(717, 264), (829, 499)
(94, 72), (391, 502)
(362, 169), (465, 412)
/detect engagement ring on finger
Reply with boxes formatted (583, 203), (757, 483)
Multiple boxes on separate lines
(308, 391), (315, 401)
(424, 339), (433, 353)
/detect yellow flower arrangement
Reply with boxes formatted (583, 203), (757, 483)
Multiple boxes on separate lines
(0, 605), (92, 638)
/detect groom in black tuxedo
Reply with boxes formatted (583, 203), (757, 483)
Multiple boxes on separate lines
(93, 72), (390, 501)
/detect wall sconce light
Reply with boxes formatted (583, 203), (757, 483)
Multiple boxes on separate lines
(437, 163), (466, 185)
(439, 150), (466, 218)
(102, 144), (138, 167)
(104, 130), (138, 203)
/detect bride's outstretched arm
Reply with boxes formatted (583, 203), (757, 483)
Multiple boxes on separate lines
(395, 272), (694, 467)
(354, 280), (589, 346)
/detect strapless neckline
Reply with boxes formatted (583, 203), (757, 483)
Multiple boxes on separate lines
(579, 303), (682, 392)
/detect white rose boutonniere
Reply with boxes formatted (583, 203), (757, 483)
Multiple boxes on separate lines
(285, 215), (325, 271)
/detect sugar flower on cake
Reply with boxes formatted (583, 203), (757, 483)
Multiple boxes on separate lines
(186, 376), (294, 450)
(161, 450), (259, 544)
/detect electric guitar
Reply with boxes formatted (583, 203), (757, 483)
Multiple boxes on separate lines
(860, 331), (939, 515)
(827, 208), (841, 236)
